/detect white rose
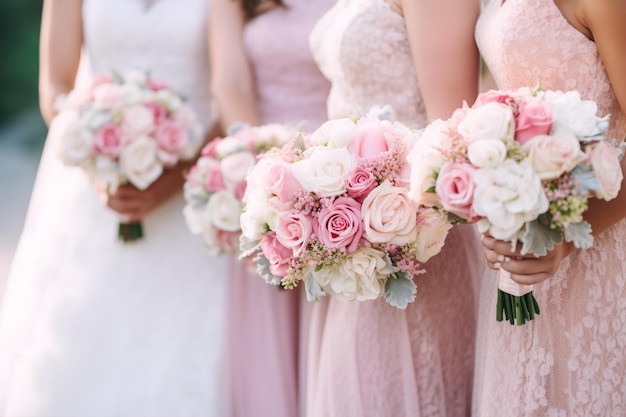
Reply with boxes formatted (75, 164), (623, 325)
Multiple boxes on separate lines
(457, 102), (515, 142)
(406, 120), (450, 206)
(413, 208), (452, 263)
(52, 111), (93, 165)
(254, 124), (296, 149)
(292, 146), (355, 197)
(206, 190), (243, 232)
(362, 180), (418, 245)
(586, 141), (623, 200)
(119, 136), (163, 190)
(312, 247), (393, 302)
(472, 159), (549, 241)
(544, 90), (603, 138)
(522, 131), (586, 180)
(240, 195), (280, 241)
(183, 203), (204, 235)
(220, 151), (256, 190)
(89, 155), (122, 193)
(121, 70), (147, 85)
(309, 118), (357, 148)
(155, 89), (183, 111)
(121, 105), (155, 139)
(243, 157), (274, 203)
(467, 139), (508, 168)
(122, 83), (146, 106)
(82, 108), (112, 131)
(216, 136), (247, 159)
(92, 83), (126, 110)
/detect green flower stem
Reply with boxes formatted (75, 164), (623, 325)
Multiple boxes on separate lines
(496, 289), (541, 326)
(118, 221), (144, 243)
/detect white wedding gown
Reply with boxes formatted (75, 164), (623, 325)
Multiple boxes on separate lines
(0, 1), (227, 416)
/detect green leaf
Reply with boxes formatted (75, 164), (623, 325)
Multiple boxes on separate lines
(446, 211), (467, 224)
(256, 253), (282, 286)
(521, 215), (562, 256)
(564, 221), (593, 249)
(304, 273), (326, 302)
(425, 185), (436, 193)
(384, 271), (417, 309)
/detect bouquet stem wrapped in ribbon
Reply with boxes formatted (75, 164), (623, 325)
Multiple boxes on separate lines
(52, 70), (204, 242)
(407, 85), (624, 325)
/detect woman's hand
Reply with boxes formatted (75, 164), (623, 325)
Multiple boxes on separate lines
(101, 162), (191, 222)
(480, 234), (575, 286)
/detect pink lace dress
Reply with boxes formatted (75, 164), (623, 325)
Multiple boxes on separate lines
(306, 1), (484, 416)
(474, 0), (626, 415)
(223, 1), (333, 416)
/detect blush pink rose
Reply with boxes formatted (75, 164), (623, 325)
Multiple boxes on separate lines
(206, 164), (226, 192)
(144, 102), (168, 125)
(345, 167), (377, 202)
(201, 138), (221, 158)
(93, 124), (124, 157)
(260, 233), (293, 277)
(93, 83), (126, 110)
(275, 211), (314, 256)
(233, 180), (247, 200)
(265, 164), (303, 203)
(315, 197), (364, 253)
(154, 119), (187, 153)
(515, 100), (553, 145)
(348, 119), (396, 159)
(91, 73), (113, 87)
(435, 162), (478, 221)
(217, 230), (238, 252)
(473, 89), (513, 107)
(585, 141), (623, 200)
(146, 78), (168, 91)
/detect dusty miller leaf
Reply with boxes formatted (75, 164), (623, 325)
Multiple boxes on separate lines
(564, 221), (593, 249)
(304, 273), (326, 302)
(384, 271), (417, 310)
(571, 164), (600, 197)
(256, 253), (282, 286)
(521, 215), (562, 257)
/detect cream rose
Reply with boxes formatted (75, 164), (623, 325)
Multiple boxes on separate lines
(457, 102), (515, 143)
(413, 208), (452, 263)
(121, 105), (155, 139)
(53, 111), (93, 165)
(240, 194), (280, 241)
(119, 136), (163, 190)
(467, 139), (508, 169)
(292, 147), (356, 197)
(220, 151), (256, 191)
(309, 118), (357, 148)
(362, 180), (418, 245)
(586, 141), (623, 200)
(206, 190), (243, 232)
(522, 131), (586, 180)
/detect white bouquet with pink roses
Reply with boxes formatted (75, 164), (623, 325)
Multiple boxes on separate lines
(408, 85), (624, 325)
(183, 123), (299, 255)
(239, 115), (452, 309)
(52, 70), (203, 242)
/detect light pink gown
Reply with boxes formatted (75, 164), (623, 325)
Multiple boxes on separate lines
(224, 1), (333, 417)
(473, 0), (626, 415)
(306, 1), (484, 416)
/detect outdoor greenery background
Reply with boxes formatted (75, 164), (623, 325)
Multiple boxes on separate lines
(1, 0), (42, 127)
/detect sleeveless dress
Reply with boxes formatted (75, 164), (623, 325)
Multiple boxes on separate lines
(0, 1), (227, 416)
(306, 1), (484, 416)
(473, 0), (626, 415)
(223, 1), (333, 416)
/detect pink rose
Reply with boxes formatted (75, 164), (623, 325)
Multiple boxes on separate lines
(435, 162), (478, 221)
(93, 124), (124, 157)
(265, 164), (303, 203)
(345, 167), (377, 202)
(315, 197), (364, 253)
(260, 233), (293, 277)
(515, 101), (553, 144)
(233, 181), (247, 200)
(93, 83), (126, 110)
(275, 211), (314, 256)
(144, 102), (168, 125)
(121, 105), (155, 138)
(201, 138), (221, 158)
(154, 119), (187, 153)
(348, 119), (396, 159)
(206, 164), (226, 192)
(91, 73), (113, 87)
(585, 141), (623, 200)
(217, 230), (239, 253)
(146, 78), (168, 91)
(473, 90), (513, 107)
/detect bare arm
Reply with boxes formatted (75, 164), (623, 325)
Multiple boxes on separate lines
(400, 0), (480, 121)
(39, 0), (83, 125)
(208, 0), (260, 131)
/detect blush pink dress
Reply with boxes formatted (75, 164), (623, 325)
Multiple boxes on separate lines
(473, 0), (626, 415)
(306, 1), (485, 416)
(224, 1), (333, 417)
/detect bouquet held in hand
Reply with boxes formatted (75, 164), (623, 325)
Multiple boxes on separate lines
(240, 115), (452, 309)
(53, 71), (203, 242)
(408, 86), (623, 325)
(183, 123), (298, 255)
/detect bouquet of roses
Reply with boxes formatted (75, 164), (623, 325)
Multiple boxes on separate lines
(408, 85), (624, 325)
(52, 70), (203, 242)
(183, 123), (299, 255)
(239, 115), (452, 309)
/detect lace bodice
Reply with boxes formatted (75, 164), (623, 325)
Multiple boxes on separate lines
(243, 0), (334, 130)
(474, 1), (626, 415)
(81, 0), (215, 130)
(309, 0), (426, 127)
